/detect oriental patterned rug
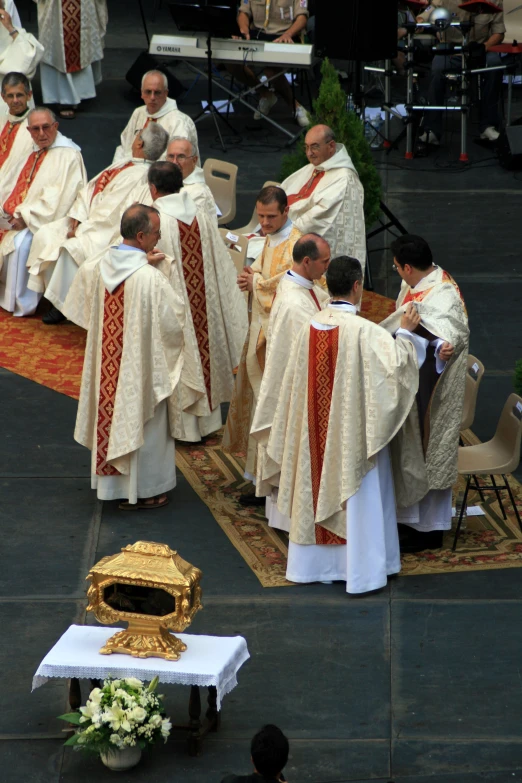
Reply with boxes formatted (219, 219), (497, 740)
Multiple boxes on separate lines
(2, 298), (522, 587)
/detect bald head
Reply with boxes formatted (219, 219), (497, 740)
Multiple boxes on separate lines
(292, 233), (331, 282)
(27, 107), (58, 149)
(141, 70), (169, 115)
(304, 124), (336, 166)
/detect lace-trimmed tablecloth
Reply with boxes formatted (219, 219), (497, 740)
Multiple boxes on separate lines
(32, 625), (250, 710)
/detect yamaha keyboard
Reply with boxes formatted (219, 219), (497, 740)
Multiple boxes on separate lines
(149, 34), (314, 68)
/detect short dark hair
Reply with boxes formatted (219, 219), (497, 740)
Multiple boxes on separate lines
(391, 234), (433, 271)
(120, 204), (159, 239)
(256, 185), (288, 211)
(325, 256), (363, 297)
(2, 72), (31, 93)
(148, 161), (183, 196)
(292, 233), (324, 263)
(251, 725), (289, 778)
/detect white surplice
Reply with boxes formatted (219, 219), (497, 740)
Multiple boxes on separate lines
(113, 98), (198, 164)
(183, 166), (218, 224)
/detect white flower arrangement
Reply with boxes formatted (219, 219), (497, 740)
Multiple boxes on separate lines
(58, 676), (172, 754)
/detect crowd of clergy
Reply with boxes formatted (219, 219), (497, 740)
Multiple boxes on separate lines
(0, 0), (469, 596)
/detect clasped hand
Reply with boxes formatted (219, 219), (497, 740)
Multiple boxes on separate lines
(237, 265), (254, 292)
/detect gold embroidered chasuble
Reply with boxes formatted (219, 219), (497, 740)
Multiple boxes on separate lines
(68, 252), (185, 475)
(266, 308), (419, 545)
(250, 272), (329, 494)
(380, 266), (469, 503)
(222, 225), (302, 465)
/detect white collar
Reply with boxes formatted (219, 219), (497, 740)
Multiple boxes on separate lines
(6, 109), (29, 124)
(145, 97), (179, 119)
(285, 269), (313, 290)
(412, 265), (439, 290)
(32, 131), (81, 153)
(267, 218), (293, 248)
(328, 301), (357, 312)
(101, 246), (148, 293)
(183, 166), (206, 185)
(155, 189), (198, 225)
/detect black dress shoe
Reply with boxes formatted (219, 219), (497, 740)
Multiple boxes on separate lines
(400, 529), (444, 553)
(42, 306), (66, 325)
(238, 493), (266, 507)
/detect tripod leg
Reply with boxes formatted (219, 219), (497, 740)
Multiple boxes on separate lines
(364, 241), (374, 292)
(210, 106), (227, 153)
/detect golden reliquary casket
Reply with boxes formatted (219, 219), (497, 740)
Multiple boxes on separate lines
(86, 541), (202, 661)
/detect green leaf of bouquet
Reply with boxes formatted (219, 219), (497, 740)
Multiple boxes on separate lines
(57, 712), (82, 725)
(64, 733), (81, 746)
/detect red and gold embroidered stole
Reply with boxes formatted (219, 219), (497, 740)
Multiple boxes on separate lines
(142, 116), (158, 130)
(96, 284), (125, 475)
(178, 217), (213, 408)
(90, 162), (134, 205)
(62, 0), (82, 73)
(308, 325), (346, 545)
(287, 169), (326, 206)
(402, 269), (467, 316)
(0, 120), (22, 168)
(0, 149), (48, 242)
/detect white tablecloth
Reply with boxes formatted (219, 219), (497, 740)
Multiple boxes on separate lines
(32, 625), (250, 710)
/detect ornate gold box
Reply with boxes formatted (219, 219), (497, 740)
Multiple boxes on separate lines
(86, 541), (202, 660)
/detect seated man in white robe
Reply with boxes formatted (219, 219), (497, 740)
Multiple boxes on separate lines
(281, 124), (366, 267)
(66, 204), (185, 510)
(264, 257), (423, 594)
(26, 122), (169, 324)
(0, 1), (43, 89)
(250, 233), (331, 527)
(147, 161), (248, 442)
(0, 106), (86, 316)
(35, 0), (107, 118)
(0, 72), (33, 175)
(380, 234), (469, 552)
(113, 71), (198, 164)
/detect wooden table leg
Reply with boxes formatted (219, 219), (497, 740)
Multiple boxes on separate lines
(69, 678), (81, 711)
(206, 686), (221, 732)
(187, 685), (202, 756)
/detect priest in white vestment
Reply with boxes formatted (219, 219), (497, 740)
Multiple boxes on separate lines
(0, 2), (43, 88)
(250, 234), (331, 528)
(166, 137), (218, 223)
(26, 122), (170, 323)
(66, 204), (185, 509)
(264, 257), (424, 593)
(0, 107), (86, 316)
(0, 73), (34, 175)
(222, 187), (305, 499)
(380, 234), (469, 552)
(281, 124), (366, 268)
(147, 161), (248, 442)
(34, 0), (107, 115)
(113, 71), (198, 164)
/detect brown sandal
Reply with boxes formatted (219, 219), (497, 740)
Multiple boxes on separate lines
(118, 495), (169, 511)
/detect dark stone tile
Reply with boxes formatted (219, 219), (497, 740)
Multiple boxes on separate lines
(60, 737), (390, 782)
(0, 372), (88, 478)
(392, 601), (522, 742)
(0, 479), (96, 597)
(393, 740), (522, 778)
(0, 741), (63, 783)
(392, 567), (522, 601)
(0, 602), (83, 734)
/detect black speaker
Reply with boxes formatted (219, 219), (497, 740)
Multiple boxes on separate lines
(498, 125), (522, 170)
(125, 52), (185, 99)
(315, 0), (398, 61)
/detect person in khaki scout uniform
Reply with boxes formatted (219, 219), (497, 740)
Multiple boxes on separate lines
(231, 0), (310, 127)
(417, 0), (505, 150)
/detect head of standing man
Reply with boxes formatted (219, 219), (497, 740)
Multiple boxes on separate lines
(2, 72), (32, 117)
(256, 186), (289, 236)
(141, 70), (169, 116)
(304, 124), (337, 167)
(291, 233), (331, 280)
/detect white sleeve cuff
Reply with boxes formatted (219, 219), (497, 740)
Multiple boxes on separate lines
(396, 327), (429, 368)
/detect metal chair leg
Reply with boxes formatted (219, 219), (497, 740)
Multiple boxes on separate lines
(490, 474), (506, 519)
(453, 475), (471, 551)
(474, 475), (486, 504)
(503, 475), (522, 533)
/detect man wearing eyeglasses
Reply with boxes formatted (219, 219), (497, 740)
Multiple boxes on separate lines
(0, 106), (86, 316)
(113, 70), (198, 165)
(281, 124), (366, 268)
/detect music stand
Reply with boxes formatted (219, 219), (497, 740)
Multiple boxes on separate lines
(169, 0), (238, 151)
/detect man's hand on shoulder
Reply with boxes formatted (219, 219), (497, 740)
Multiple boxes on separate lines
(147, 249), (165, 265)
(400, 303), (421, 332)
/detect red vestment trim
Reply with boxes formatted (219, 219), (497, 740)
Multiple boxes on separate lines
(90, 162), (134, 205)
(402, 269), (467, 315)
(307, 325), (346, 545)
(178, 217), (213, 408)
(0, 149), (48, 242)
(0, 120), (22, 168)
(309, 289), (322, 311)
(62, 0), (82, 74)
(287, 169), (326, 206)
(96, 284), (125, 476)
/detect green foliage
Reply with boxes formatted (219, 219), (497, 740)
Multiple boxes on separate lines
(57, 712), (82, 725)
(280, 58), (382, 227)
(514, 360), (522, 396)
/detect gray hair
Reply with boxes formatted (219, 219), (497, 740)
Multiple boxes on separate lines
(323, 126), (335, 143)
(2, 72), (31, 94)
(140, 122), (169, 161)
(120, 204), (159, 239)
(141, 70), (168, 91)
(27, 107), (57, 124)
(168, 136), (196, 156)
